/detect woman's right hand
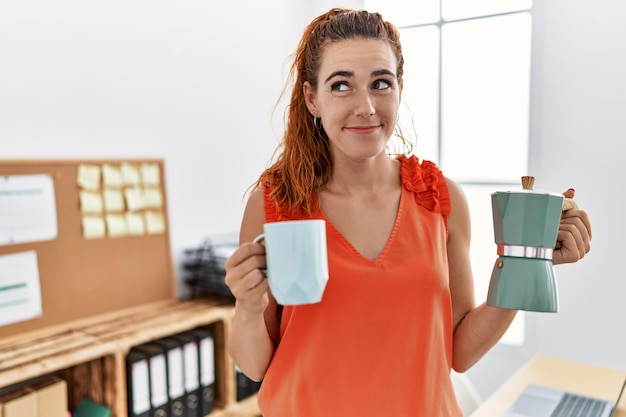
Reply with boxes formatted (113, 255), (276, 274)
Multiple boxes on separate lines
(224, 242), (269, 316)
(224, 188), (277, 381)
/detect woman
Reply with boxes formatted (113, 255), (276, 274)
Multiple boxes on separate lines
(224, 8), (592, 416)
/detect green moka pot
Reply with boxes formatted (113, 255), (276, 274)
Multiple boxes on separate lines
(487, 189), (564, 312)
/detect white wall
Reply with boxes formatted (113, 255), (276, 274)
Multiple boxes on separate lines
(1, 0), (624, 400)
(467, 0), (626, 398)
(0, 0), (313, 296)
(0, 0), (359, 295)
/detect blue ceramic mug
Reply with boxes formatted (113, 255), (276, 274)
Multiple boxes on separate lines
(254, 219), (329, 305)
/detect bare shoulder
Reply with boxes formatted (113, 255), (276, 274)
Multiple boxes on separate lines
(240, 187), (266, 244)
(444, 176), (465, 203)
(443, 177), (470, 238)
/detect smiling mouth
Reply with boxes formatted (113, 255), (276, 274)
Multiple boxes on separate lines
(345, 125), (381, 134)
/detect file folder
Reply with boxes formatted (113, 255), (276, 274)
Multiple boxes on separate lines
(152, 337), (186, 417)
(126, 347), (151, 417)
(73, 398), (112, 417)
(235, 365), (261, 401)
(135, 343), (170, 417)
(189, 328), (216, 415)
(172, 332), (202, 417)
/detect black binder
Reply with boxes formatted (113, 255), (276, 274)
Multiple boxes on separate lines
(189, 328), (216, 415)
(152, 337), (187, 417)
(126, 347), (151, 417)
(135, 343), (170, 417)
(172, 332), (202, 417)
(235, 365), (262, 401)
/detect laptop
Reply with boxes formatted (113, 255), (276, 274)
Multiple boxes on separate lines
(504, 379), (626, 417)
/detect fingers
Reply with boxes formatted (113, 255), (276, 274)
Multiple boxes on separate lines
(562, 198), (579, 211)
(562, 188), (575, 199)
(561, 188), (579, 211)
(225, 242), (266, 270)
(561, 208), (592, 241)
(224, 242), (269, 315)
(553, 209), (592, 265)
(235, 270), (270, 305)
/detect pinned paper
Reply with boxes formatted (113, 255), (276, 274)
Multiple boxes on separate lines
(102, 164), (123, 188)
(0, 174), (58, 246)
(105, 214), (126, 237)
(141, 163), (161, 186)
(143, 188), (163, 209)
(80, 191), (103, 214)
(125, 188), (145, 212)
(0, 251), (43, 326)
(103, 189), (125, 212)
(82, 215), (106, 239)
(121, 163), (141, 187)
(126, 212), (145, 235)
(74, 161), (168, 240)
(77, 165), (101, 190)
(145, 211), (166, 234)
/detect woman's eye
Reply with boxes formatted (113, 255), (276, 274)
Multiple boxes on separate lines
(373, 79), (391, 90)
(331, 82), (350, 92)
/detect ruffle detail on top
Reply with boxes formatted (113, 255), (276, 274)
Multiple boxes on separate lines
(263, 156), (451, 223)
(398, 155), (451, 218)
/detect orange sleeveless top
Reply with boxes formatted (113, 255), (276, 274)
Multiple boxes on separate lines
(257, 155), (462, 416)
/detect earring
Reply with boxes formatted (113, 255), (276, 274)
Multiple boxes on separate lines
(312, 114), (321, 129)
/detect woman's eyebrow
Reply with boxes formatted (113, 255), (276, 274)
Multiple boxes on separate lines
(372, 69), (397, 78)
(324, 69), (397, 84)
(325, 70), (353, 83)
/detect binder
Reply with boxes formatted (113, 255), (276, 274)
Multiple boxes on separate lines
(153, 337), (187, 417)
(135, 343), (170, 417)
(73, 398), (112, 417)
(189, 328), (216, 415)
(235, 365), (261, 401)
(172, 332), (202, 417)
(126, 347), (151, 417)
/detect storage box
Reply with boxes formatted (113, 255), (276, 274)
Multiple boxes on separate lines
(0, 388), (38, 417)
(31, 377), (68, 417)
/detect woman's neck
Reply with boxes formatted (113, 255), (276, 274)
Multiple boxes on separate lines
(324, 154), (400, 196)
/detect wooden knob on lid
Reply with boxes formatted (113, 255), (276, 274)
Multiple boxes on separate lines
(521, 176), (535, 190)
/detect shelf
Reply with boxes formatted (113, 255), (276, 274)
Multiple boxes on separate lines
(0, 298), (261, 417)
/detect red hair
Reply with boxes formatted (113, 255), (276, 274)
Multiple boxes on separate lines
(259, 9), (405, 217)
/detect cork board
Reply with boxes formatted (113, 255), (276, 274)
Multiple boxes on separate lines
(0, 159), (176, 338)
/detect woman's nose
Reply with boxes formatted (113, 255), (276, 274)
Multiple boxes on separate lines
(354, 90), (375, 117)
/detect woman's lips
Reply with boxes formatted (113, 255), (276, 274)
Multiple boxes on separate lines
(345, 125), (381, 134)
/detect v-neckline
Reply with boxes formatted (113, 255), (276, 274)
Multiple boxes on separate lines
(319, 186), (405, 266)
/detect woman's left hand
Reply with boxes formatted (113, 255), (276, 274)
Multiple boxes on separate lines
(552, 188), (592, 265)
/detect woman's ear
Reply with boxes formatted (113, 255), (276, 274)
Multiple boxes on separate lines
(303, 81), (318, 115)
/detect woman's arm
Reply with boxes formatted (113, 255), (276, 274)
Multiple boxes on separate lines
(446, 180), (592, 373)
(224, 188), (280, 381)
(445, 178), (517, 372)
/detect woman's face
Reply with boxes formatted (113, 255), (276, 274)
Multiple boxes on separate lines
(304, 38), (402, 161)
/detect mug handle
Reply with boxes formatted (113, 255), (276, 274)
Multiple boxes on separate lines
(253, 234), (267, 274)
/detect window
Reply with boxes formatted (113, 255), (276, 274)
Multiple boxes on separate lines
(364, 0), (533, 346)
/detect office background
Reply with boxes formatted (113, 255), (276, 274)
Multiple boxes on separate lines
(1, 0), (624, 399)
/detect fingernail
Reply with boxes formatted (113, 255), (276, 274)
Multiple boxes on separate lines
(567, 188), (575, 192)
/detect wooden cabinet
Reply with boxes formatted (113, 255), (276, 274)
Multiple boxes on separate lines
(0, 298), (260, 417)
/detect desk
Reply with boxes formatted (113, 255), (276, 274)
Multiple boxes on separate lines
(470, 356), (626, 416)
